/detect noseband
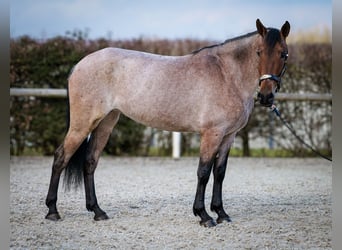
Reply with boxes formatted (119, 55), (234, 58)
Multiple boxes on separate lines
(258, 53), (288, 92)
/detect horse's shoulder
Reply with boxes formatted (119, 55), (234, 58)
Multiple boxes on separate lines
(198, 54), (225, 78)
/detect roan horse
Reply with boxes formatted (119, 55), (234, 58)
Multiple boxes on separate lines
(45, 19), (290, 227)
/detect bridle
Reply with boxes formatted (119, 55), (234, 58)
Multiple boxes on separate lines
(258, 51), (288, 92)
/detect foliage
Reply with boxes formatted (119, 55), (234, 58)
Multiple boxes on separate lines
(10, 33), (331, 157)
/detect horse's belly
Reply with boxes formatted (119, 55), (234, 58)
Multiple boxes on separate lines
(119, 103), (199, 132)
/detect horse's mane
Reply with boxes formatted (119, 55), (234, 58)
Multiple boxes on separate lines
(191, 31), (258, 54)
(192, 28), (280, 54)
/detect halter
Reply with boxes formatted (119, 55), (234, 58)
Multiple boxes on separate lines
(258, 53), (288, 92)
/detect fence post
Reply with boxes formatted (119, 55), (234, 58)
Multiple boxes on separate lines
(172, 132), (181, 159)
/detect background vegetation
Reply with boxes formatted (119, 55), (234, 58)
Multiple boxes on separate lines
(10, 30), (332, 157)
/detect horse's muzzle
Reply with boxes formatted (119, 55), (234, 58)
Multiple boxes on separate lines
(257, 92), (274, 107)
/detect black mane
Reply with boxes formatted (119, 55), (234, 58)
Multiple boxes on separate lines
(191, 31), (258, 54)
(192, 28), (280, 54)
(222, 30), (259, 44)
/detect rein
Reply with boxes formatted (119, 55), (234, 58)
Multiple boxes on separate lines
(270, 104), (332, 162)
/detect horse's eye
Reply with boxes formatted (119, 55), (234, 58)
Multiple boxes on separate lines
(280, 52), (288, 60)
(256, 51), (261, 57)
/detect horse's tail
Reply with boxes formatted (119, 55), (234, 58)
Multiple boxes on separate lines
(63, 81), (90, 191)
(63, 137), (89, 191)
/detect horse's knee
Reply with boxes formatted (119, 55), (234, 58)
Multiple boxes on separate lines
(213, 149), (229, 179)
(197, 158), (214, 183)
(213, 164), (227, 182)
(197, 169), (211, 184)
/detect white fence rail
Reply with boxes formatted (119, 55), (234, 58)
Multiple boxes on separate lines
(10, 88), (332, 159)
(10, 88), (67, 98)
(10, 88), (332, 102)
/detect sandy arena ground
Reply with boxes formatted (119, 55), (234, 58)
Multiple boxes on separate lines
(10, 157), (332, 249)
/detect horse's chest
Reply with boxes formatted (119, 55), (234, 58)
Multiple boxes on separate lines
(225, 101), (253, 133)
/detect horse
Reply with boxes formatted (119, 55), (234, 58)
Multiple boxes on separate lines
(45, 19), (290, 227)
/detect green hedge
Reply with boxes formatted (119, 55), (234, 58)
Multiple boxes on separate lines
(10, 34), (331, 157)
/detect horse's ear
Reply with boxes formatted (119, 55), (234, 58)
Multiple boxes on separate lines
(281, 21), (290, 38)
(256, 19), (267, 37)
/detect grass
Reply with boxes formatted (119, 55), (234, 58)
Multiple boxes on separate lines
(229, 148), (296, 157)
(146, 147), (330, 158)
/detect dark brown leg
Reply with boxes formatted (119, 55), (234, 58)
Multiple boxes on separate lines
(45, 113), (101, 221)
(192, 129), (224, 227)
(210, 134), (235, 224)
(45, 145), (65, 220)
(45, 133), (86, 220)
(83, 110), (120, 220)
(193, 157), (216, 227)
(211, 149), (231, 224)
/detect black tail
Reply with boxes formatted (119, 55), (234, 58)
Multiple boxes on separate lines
(63, 137), (89, 191)
(62, 82), (90, 191)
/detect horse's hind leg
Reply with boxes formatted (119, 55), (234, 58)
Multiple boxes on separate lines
(83, 110), (120, 220)
(45, 130), (89, 221)
(210, 133), (235, 224)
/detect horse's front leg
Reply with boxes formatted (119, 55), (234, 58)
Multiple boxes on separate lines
(193, 130), (224, 227)
(210, 134), (235, 224)
(193, 157), (216, 227)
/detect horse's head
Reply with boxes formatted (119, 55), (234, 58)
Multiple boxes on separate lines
(256, 19), (290, 107)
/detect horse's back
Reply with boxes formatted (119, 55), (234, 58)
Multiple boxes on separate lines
(68, 47), (251, 133)
(68, 48), (203, 131)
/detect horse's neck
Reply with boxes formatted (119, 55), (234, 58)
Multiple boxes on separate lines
(217, 35), (260, 102)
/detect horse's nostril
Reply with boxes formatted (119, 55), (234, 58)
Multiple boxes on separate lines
(268, 93), (274, 103)
(258, 93), (274, 107)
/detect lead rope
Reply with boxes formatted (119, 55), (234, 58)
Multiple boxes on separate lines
(270, 104), (332, 162)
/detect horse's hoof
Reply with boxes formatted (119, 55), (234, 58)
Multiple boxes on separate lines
(94, 213), (109, 221)
(200, 219), (217, 227)
(45, 212), (61, 221)
(217, 216), (232, 224)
